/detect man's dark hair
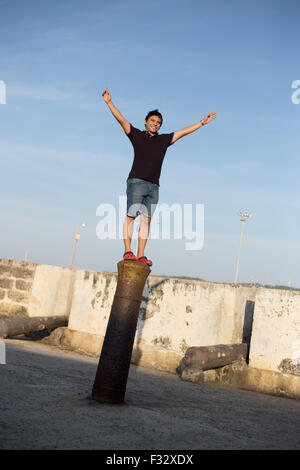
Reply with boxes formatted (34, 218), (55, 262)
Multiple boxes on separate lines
(145, 109), (163, 125)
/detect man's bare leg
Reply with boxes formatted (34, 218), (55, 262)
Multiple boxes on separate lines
(123, 215), (135, 253)
(137, 214), (151, 258)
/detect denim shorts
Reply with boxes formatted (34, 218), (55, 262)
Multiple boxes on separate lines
(126, 178), (159, 218)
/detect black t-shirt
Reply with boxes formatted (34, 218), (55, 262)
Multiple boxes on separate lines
(126, 124), (174, 186)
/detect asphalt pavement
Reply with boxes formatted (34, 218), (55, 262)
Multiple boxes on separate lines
(1, 338), (300, 450)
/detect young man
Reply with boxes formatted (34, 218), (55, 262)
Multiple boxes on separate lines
(102, 86), (216, 266)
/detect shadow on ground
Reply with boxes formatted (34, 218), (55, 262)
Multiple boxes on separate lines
(1, 338), (300, 450)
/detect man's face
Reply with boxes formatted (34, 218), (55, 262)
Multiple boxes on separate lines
(144, 115), (162, 134)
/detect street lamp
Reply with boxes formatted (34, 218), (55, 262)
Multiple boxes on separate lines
(69, 223), (86, 269)
(234, 211), (251, 284)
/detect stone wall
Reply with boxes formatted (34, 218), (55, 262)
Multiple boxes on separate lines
(0, 260), (37, 317)
(0, 259), (73, 318)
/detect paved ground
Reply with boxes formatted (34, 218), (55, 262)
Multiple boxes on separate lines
(1, 337), (300, 450)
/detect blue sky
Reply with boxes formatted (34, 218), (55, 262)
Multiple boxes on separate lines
(0, 0), (300, 286)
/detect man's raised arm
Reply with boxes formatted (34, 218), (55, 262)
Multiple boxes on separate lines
(102, 87), (130, 134)
(172, 110), (216, 144)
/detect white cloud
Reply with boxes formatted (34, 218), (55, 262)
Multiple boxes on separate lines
(8, 85), (72, 101)
(0, 139), (113, 163)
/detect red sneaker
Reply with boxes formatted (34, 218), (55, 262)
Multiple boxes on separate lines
(136, 256), (152, 266)
(123, 251), (136, 261)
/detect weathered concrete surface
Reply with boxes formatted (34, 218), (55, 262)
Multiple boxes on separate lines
(68, 271), (257, 359)
(250, 289), (300, 374)
(1, 338), (300, 450)
(65, 271), (259, 375)
(28, 264), (74, 318)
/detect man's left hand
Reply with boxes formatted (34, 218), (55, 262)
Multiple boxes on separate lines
(202, 111), (217, 125)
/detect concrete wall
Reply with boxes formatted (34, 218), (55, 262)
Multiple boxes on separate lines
(68, 272), (258, 348)
(176, 286), (300, 400)
(66, 269), (258, 371)
(249, 288), (300, 376)
(28, 264), (73, 318)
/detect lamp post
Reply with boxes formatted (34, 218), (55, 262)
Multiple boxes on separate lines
(234, 211), (251, 284)
(69, 223), (86, 269)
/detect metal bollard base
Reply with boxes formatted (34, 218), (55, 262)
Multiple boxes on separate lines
(91, 386), (125, 404)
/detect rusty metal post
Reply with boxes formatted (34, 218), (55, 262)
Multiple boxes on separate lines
(92, 260), (150, 404)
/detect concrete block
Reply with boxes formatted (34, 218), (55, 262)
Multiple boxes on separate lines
(249, 288), (300, 373)
(62, 328), (103, 356)
(28, 264), (73, 317)
(235, 366), (300, 400)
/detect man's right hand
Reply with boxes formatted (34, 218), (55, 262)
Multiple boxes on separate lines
(102, 86), (111, 104)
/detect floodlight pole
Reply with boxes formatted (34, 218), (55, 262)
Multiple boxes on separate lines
(69, 223), (86, 269)
(234, 211), (251, 284)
